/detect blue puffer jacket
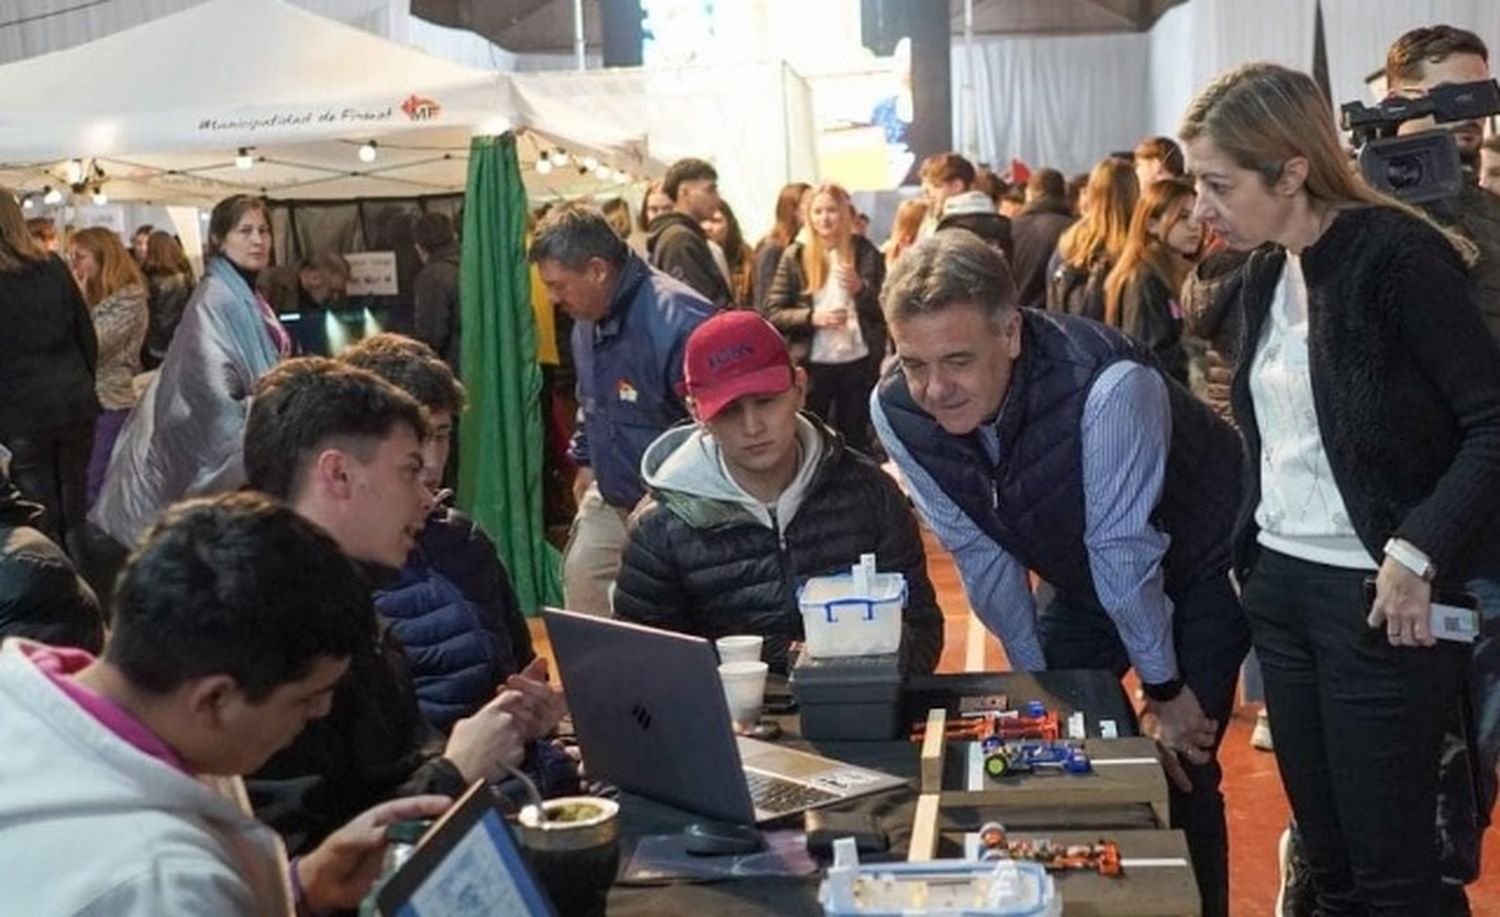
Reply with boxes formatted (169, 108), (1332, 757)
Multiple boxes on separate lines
(374, 504), (530, 731)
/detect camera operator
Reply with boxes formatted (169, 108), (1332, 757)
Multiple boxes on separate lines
(1384, 23), (1500, 906)
(1386, 25), (1500, 343)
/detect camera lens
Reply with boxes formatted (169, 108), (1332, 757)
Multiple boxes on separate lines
(1384, 153), (1426, 190)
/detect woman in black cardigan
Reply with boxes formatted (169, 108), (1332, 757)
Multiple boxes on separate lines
(0, 192), (98, 562)
(1182, 63), (1500, 915)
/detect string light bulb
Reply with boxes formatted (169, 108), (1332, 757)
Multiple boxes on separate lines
(235, 148), (254, 170)
(535, 152), (553, 175)
(593, 163), (612, 181)
(91, 186), (107, 206)
(613, 169), (630, 183)
(43, 186), (62, 205)
(581, 155), (599, 171)
(358, 140), (378, 163)
(64, 159), (84, 185)
(21, 196), (34, 210)
(552, 149), (570, 168)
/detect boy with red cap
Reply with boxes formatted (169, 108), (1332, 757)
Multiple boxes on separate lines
(612, 311), (943, 673)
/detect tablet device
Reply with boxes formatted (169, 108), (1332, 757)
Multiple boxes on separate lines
(375, 781), (555, 916)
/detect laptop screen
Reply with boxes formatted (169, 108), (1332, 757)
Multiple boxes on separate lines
(376, 781), (555, 917)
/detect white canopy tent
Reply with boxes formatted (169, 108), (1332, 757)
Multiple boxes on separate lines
(0, 0), (817, 238)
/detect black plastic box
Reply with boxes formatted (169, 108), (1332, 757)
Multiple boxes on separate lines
(789, 647), (904, 741)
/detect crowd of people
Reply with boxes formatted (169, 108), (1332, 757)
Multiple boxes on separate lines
(0, 20), (1498, 917)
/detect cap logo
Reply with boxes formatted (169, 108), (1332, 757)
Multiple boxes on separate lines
(707, 342), (754, 371)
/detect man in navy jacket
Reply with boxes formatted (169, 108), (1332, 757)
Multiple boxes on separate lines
(531, 204), (714, 616)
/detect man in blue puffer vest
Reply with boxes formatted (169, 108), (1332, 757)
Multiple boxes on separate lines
(341, 335), (576, 798)
(872, 233), (1248, 917)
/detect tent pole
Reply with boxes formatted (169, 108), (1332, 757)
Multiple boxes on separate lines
(573, 0), (586, 70)
(962, 0), (977, 163)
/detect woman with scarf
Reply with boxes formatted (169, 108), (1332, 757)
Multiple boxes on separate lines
(89, 196), (290, 583)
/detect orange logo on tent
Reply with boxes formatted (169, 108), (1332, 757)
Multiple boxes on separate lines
(401, 94), (442, 121)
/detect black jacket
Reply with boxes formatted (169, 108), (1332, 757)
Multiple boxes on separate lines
(1431, 180), (1500, 344)
(1231, 207), (1500, 585)
(0, 471), (102, 653)
(1116, 271), (1188, 385)
(646, 212), (733, 308)
(1010, 199), (1075, 309)
(1045, 249), (1110, 322)
(413, 245), (461, 372)
(614, 417), (943, 675)
(762, 236), (887, 366)
(751, 239), (786, 309)
(0, 254), (98, 438)
(142, 270), (193, 369)
(248, 563), (468, 854)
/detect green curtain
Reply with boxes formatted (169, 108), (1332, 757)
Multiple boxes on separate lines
(457, 133), (561, 614)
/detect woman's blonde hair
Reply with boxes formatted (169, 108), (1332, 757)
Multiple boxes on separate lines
(1104, 177), (1199, 327)
(71, 226), (145, 308)
(0, 190), (48, 273)
(1179, 61), (1474, 263)
(1057, 158), (1139, 271)
(799, 183), (855, 294)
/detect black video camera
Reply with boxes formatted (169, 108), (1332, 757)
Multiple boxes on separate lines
(1340, 79), (1500, 203)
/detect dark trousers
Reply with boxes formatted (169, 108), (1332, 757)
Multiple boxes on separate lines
(1036, 572), (1249, 917)
(1243, 548), (1470, 916)
(807, 359), (876, 453)
(5, 418), (95, 561)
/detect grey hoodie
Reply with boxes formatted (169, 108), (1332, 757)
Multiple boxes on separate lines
(640, 414), (825, 541)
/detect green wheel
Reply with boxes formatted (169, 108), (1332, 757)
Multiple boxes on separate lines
(984, 753), (1009, 778)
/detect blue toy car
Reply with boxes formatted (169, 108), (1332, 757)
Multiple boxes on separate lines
(983, 740), (1092, 779)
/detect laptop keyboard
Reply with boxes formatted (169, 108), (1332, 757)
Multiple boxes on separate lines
(745, 769), (840, 814)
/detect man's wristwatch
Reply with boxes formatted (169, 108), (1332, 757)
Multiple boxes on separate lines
(1384, 537), (1435, 582)
(1141, 677), (1185, 703)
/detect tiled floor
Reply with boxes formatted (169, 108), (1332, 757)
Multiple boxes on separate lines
(531, 530), (1500, 914)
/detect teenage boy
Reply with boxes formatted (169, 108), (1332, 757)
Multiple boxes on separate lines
(614, 310), (944, 674)
(0, 492), (450, 915)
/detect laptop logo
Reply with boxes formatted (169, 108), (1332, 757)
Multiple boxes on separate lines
(630, 702), (653, 730)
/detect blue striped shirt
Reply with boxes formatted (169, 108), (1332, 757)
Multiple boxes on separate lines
(871, 361), (1178, 682)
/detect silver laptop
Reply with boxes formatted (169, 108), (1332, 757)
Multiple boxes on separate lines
(543, 608), (906, 824)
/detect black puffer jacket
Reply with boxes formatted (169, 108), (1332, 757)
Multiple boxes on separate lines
(613, 416), (943, 674)
(0, 465), (102, 652)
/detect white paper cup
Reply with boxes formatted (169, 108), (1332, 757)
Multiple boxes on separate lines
(715, 634), (765, 665)
(718, 661), (769, 732)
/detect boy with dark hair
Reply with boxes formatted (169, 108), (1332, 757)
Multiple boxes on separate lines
(1011, 168), (1077, 309)
(0, 492), (449, 915)
(242, 358), (554, 853)
(646, 156), (733, 306)
(341, 333), (537, 731)
(922, 151), (1012, 256)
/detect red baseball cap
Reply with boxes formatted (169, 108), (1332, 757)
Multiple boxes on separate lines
(682, 311), (795, 421)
